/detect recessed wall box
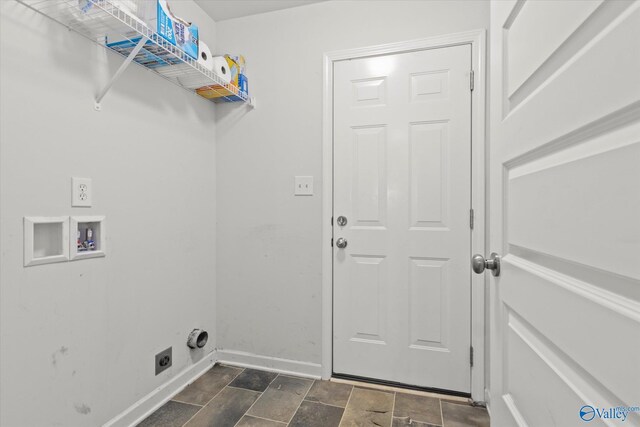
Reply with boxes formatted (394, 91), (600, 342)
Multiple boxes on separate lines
(24, 217), (69, 267)
(70, 216), (106, 260)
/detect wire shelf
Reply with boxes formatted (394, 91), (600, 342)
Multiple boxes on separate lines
(16, 0), (254, 108)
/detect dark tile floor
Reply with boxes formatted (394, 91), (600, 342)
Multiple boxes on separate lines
(138, 365), (490, 427)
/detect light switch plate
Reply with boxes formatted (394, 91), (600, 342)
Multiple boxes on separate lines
(72, 177), (92, 207)
(295, 176), (314, 196)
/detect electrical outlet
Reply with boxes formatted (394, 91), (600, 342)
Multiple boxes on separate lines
(294, 176), (314, 196)
(155, 347), (172, 375)
(72, 177), (92, 207)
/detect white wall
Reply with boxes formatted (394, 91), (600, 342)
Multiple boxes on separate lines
(215, 1), (489, 369)
(0, 2), (217, 426)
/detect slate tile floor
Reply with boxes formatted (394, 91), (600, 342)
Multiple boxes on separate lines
(138, 365), (490, 427)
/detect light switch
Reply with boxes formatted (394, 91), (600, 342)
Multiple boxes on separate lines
(294, 176), (314, 196)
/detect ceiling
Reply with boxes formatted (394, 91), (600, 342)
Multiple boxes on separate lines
(194, 0), (327, 22)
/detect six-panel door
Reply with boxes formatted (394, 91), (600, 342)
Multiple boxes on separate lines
(333, 44), (473, 392)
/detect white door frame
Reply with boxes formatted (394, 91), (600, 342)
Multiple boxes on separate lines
(321, 29), (487, 401)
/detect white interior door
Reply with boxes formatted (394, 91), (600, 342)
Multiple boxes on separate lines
(489, 1), (640, 426)
(333, 45), (473, 392)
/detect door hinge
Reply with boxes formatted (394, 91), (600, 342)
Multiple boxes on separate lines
(470, 346), (474, 367)
(470, 70), (475, 91)
(470, 208), (475, 230)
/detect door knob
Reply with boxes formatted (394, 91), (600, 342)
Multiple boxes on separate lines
(336, 238), (348, 249)
(472, 252), (501, 276)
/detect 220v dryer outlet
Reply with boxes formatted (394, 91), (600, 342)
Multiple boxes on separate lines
(72, 177), (92, 207)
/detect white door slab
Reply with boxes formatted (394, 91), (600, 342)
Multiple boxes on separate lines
(333, 44), (473, 392)
(489, 1), (640, 425)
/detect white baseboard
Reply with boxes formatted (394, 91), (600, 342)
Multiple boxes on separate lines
(103, 352), (216, 427)
(485, 388), (492, 417)
(103, 349), (321, 427)
(216, 349), (322, 379)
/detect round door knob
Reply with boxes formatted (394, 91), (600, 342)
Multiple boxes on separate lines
(336, 237), (348, 249)
(472, 254), (486, 274)
(472, 253), (501, 276)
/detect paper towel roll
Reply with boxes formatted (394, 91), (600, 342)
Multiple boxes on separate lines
(197, 41), (214, 71)
(211, 56), (231, 85)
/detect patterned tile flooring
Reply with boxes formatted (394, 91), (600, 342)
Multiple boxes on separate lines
(138, 365), (490, 427)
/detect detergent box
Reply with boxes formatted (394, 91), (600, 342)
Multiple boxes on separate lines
(156, 0), (199, 60)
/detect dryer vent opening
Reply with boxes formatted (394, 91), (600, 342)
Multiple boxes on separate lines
(187, 329), (208, 349)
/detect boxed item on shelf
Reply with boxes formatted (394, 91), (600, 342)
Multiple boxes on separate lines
(106, 34), (182, 68)
(210, 75), (248, 103)
(196, 54), (250, 102)
(196, 55), (241, 100)
(238, 74), (249, 96)
(105, 0), (201, 68)
(156, 0), (199, 60)
(234, 55), (249, 97)
(196, 83), (243, 101)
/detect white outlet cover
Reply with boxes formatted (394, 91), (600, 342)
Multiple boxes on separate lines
(72, 177), (92, 207)
(295, 176), (314, 196)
